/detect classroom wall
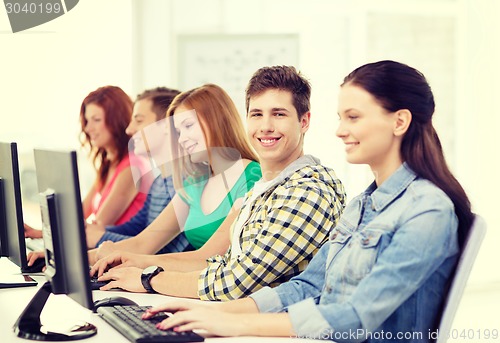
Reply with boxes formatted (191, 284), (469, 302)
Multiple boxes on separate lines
(132, 0), (500, 285)
(1, 0), (498, 285)
(0, 0), (134, 195)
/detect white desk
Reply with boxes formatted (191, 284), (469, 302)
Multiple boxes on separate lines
(0, 259), (318, 343)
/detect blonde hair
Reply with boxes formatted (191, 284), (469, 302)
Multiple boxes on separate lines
(166, 84), (258, 195)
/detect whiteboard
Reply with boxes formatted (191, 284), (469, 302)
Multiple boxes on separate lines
(177, 34), (299, 115)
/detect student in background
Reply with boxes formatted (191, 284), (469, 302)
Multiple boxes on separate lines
(145, 61), (473, 342)
(25, 85), (149, 241)
(87, 83), (262, 265)
(80, 85), (151, 225)
(85, 87), (192, 254)
(92, 66), (346, 301)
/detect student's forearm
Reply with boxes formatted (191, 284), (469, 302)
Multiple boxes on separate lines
(219, 297), (260, 313)
(95, 189), (137, 225)
(237, 313), (294, 337)
(155, 228), (231, 272)
(92, 237), (155, 264)
(111, 237), (141, 253)
(110, 235), (161, 255)
(150, 270), (200, 298)
(157, 251), (209, 272)
(82, 184), (97, 220)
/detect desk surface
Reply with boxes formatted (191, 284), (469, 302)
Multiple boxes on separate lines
(0, 258), (318, 343)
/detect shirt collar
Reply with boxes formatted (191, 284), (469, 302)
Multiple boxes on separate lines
(363, 162), (418, 212)
(257, 154), (320, 190)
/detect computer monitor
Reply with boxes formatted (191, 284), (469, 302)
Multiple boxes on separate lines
(0, 142), (30, 271)
(13, 149), (97, 340)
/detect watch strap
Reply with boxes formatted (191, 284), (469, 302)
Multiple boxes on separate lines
(141, 266), (164, 293)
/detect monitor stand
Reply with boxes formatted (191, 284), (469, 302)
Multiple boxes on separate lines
(13, 281), (97, 340)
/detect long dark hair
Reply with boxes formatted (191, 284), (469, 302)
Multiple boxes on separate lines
(342, 60), (473, 248)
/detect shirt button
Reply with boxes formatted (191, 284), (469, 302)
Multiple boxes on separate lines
(331, 232), (338, 240)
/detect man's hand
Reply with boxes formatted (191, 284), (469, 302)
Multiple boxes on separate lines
(85, 222), (106, 249)
(94, 240), (116, 261)
(27, 250), (46, 271)
(87, 240), (116, 266)
(97, 266), (145, 292)
(24, 223), (42, 239)
(90, 251), (156, 277)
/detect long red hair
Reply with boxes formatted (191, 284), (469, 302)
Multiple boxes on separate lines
(79, 86), (133, 188)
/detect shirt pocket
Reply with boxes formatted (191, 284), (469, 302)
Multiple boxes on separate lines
(326, 229), (351, 268)
(241, 207), (266, 246)
(342, 230), (383, 284)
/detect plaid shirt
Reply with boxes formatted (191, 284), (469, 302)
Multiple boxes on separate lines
(198, 159), (346, 301)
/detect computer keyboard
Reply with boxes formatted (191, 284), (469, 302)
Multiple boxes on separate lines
(97, 305), (204, 342)
(90, 275), (109, 290)
(21, 257), (45, 273)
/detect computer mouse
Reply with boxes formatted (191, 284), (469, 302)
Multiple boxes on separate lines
(93, 296), (138, 312)
(21, 258), (46, 273)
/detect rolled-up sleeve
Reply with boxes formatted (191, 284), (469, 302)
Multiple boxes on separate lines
(249, 286), (285, 313)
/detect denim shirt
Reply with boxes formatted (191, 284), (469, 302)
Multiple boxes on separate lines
(251, 163), (459, 343)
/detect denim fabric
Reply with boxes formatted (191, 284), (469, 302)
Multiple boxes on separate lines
(251, 163), (459, 343)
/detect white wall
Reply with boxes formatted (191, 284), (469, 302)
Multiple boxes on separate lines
(0, 0), (498, 285)
(0, 0), (134, 195)
(455, 0), (500, 284)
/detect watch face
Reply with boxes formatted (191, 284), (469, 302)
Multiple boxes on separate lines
(142, 266), (163, 294)
(143, 265), (158, 275)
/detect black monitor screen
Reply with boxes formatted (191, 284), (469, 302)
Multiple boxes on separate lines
(13, 149), (97, 340)
(0, 141), (29, 270)
(34, 148), (93, 310)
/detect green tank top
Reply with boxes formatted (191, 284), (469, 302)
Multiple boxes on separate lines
(179, 161), (261, 249)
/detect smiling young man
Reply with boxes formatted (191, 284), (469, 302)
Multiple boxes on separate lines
(95, 66), (346, 301)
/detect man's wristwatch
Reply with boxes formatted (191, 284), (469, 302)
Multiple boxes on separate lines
(141, 265), (164, 293)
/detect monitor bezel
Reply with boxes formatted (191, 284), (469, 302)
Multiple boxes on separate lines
(0, 142), (29, 270)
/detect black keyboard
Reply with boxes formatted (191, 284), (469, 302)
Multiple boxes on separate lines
(97, 305), (204, 343)
(90, 275), (109, 290)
